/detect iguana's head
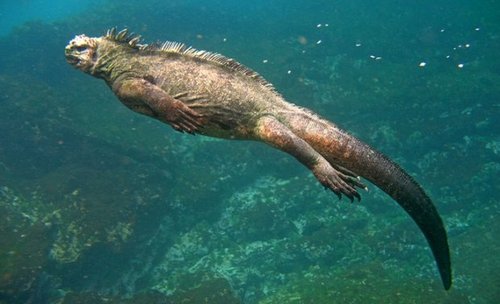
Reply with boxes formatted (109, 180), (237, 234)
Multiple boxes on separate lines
(65, 34), (101, 73)
(66, 29), (145, 79)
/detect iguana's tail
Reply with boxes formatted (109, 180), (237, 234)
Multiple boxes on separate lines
(284, 110), (452, 289)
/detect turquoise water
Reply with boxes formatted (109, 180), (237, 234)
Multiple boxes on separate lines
(0, 0), (499, 303)
(0, 0), (96, 37)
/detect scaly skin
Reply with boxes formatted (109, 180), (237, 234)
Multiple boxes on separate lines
(65, 29), (451, 289)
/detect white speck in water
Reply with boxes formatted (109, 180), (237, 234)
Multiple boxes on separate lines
(369, 55), (376, 59)
(223, 38), (227, 42)
(287, 70), (292, 74)
(316, 24), (322, 28)
(475, 27), (480, 31)
(419, 62), (426, 67)
(458, 63), (464, 68)
(440, 29), (445, 32)
(355, 43), (362, 47)
(446, 55), (450, 59)
(375, 56), (382, 60)
(465, 43), (470, 48)
(262, 59), (268, 63)
(325, 23), (329, 27)
(316, 40), (322, 44)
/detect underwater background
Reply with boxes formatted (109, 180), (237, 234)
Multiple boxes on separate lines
(0, 0), (499, 303)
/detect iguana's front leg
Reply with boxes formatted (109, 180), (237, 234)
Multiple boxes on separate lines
(112, 78), (203, 133)
(255, 116), (365, 201)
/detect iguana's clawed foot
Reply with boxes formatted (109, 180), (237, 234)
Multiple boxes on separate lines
(313, 161), (367, 202)
(167, 101), (204, 134)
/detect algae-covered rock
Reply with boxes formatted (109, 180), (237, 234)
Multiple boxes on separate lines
(167, 277), (241, 304)
(59, 278), (241, 304)
(257, 260), (472, 304)
(61, 290), (171, 304)
(61, 278), (240, 304)
(0, 188), (52, 303)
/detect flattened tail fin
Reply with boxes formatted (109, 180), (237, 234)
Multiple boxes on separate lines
(389, 175), (452, 290)
(351, 142), (452, 289)
(388, 177), (452, 289)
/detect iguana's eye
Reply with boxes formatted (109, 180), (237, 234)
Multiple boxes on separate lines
(75, 46), (87, 52)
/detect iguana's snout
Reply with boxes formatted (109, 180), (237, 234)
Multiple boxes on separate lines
(65, 35), (99, 73)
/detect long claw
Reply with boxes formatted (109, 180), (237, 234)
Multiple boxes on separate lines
(314, 161), (365, 203)
(353, 191), (361, 201)
(345, 192), (354, 203)
(333, 164), (358, 178)
(170, 105), (204, 133)
(350, 177), (367, 190)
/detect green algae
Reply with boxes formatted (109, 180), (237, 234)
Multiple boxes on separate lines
(61, 291), (171, 304)
(167, 277), (241, 304)
(61, 278), (240, 304)
(0, 188), (52, 303)
(258, 264), (468, 304)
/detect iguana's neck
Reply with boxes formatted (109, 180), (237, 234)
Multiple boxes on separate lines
(92, 40), (137, 83)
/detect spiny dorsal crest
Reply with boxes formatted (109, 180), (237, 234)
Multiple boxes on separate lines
(105, 28), (143, 48)
(104, 28), (276, 92)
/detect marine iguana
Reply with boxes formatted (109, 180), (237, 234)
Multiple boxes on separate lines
(65, 28), (452, 289)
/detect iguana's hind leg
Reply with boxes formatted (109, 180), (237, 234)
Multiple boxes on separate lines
(255, 116), (365, 201)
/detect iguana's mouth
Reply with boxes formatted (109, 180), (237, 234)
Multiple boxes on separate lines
(65, 54), (80, 66)
(64, 46), (80, 66)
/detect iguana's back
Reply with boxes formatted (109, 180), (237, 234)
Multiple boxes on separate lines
(88, 31), (291, 138)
